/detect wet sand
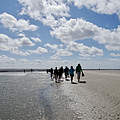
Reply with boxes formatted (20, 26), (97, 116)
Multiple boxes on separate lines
(0, 70), (120, 120)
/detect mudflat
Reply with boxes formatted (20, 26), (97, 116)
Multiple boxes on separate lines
(0, 70), (120, 120)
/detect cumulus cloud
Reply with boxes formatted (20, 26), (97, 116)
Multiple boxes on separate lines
(0, 34), (15, 51)
(0, 33), (34, 47)
(51, 18), (120, 51)
(93, 26), (120, 51)
(31, 37), (41, 42)
(17, 0), (120, 52)
(18, 33), (25, 37)
(0, 34), (34, 56)
(18, 0), (120, 52)
(0, 12), (38, 32)
(0, 55), (16, 63)
(9, 47), (30, 56)
(67, 41), (103, 57)
(71, 0), (120, 19)
(29, 47), (48, 54)
(0, 44), (9, 51)
(45, 43), (58, 50)
(18, 0), (120, 27)
(18, 36), (35, 46)
(18, 0), (70, 28)
(51, 18), (100, 42)
(51, 49), (73, 59)
(1, 0), (120, 69)
(110, 53), (120, 57)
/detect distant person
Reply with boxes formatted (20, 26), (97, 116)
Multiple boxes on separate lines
(50, 68), (53, 79)
(69, 66), (75, 83)
(24, 69), (25, 73)
(64, 66), (69, 80)
(54, 67), (59, 83)
(31, 69), (33, 72)
(58, 66), (64, 80)
(76, 64), (83, 83)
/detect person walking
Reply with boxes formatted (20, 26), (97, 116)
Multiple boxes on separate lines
(54, 67), (59, 83)
(58, 66), (64, 80)
(76, 64), (83, 83)
(64, 66), (69, 80)
(69, 66), (75, 83)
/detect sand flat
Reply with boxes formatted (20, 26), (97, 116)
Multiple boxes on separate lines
(61, 70), (120, 120)
(0, 70), (120, 120)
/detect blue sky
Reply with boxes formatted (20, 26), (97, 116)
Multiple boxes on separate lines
(0, 0), (120, 69)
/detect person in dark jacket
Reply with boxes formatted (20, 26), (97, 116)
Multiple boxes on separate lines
(64, 66), (69, 80)
(69, 66), (75, 83)
(76, 64), (83, 83)
(54, 67), (59, 83)
(58, 66), (64, 80)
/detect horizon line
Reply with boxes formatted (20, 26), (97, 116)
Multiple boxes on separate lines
(0, 68), (120, 72)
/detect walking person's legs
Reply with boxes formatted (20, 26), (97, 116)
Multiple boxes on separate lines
(71, 75), (73, 83)
(77, 72), (81, 83)
(55, 75), (58, 83)
(51, 73), (52, 79)
(65, 73), (67, 79)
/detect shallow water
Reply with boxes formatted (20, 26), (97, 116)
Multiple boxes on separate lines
(0, 71), (120, 120)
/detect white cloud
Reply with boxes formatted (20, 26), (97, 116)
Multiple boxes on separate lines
(71, 0), (120, 19)
(51, 18), (120, 51)
(0, 33), (34, 47)
(45, 43), (58, 50)
(18, 33), (25, 37)
(0, 12), (38, 32)
(18, 0), (70, 28)
(110, 53), (120, 57)
(0, 44), (9, 51)
(0, 34), (10, 51)
(0, 34), (34, 56)
(19, 58), (30, 63)
(51, 49), (73, 59)
(18, 0), (120, 28)
(18, 36), (35, 46)
(67, 41), (103, 57)
(0, 54), (120, 69)
(0, 34), (16, 51)
(0, 33), (9, 43)
(29, 47), (48, 54)
(18, 0), (120, 52)
(10, 47), (30, 56)
(57, 49), (73, 56)
(93, 26), (120, 51)
(51, 18), (99, 42)
(0, 55), (16, 63)
(31, 37), (41, 42)
(19, 0), (70, 17)
(17, 34), (35, 46)
(17, 0), (120, 52)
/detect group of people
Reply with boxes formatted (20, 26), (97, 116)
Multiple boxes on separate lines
(47, 64), (84, 84)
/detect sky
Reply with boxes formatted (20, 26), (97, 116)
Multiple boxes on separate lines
(0, 0), (120, 69)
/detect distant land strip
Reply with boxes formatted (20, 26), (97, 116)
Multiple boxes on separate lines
(0, 69), (120, 72)
(0, 69), (46, 72)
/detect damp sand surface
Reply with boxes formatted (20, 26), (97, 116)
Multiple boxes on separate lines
(0, 70), (120, 120)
